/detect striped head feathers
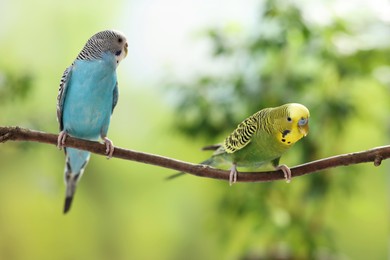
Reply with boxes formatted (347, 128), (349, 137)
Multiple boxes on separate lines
(76, 30), (128, 65)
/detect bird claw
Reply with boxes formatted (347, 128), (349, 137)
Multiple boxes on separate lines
(229, 163), (238, 186)
(276, 164), (292, 183)
(103, 137), (114, 159)
(57, 131), (67, 150)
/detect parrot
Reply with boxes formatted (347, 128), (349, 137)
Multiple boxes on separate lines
(56, 30), (128, 213)
(169, 103), (309, 185)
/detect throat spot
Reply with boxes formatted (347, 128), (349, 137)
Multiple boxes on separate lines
(280, 130), (292, 145)
(282, 130), (290, 138)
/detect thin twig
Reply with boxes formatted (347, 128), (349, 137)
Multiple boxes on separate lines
(1, 126), (389, 182)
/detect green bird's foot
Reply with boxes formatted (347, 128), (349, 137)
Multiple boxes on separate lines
(103, 136), (114, 159)
(229, 163), (238, 186)
(276, 164), (291, 183)
(57, 130), (67, 150)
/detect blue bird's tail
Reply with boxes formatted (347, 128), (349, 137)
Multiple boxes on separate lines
(63, 148), (90, 214)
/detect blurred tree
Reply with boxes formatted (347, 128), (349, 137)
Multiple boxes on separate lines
(0, 68), (34, 153)
(167, 0), (390, 258)
(0, 69), (33, 103)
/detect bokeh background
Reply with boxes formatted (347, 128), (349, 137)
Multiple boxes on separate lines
(1, 0), (390, 259)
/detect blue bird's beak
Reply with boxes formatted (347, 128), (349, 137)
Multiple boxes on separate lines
(124, 42), (128, 57)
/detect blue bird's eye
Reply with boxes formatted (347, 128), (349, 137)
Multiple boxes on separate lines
(115, 50), (122, 56)
(298, 118), (308, 126)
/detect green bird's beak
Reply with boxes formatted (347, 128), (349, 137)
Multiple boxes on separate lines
(299, 124), (309, 137)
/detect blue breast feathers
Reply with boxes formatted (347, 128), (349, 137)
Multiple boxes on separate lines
(62, 55), (117, 140)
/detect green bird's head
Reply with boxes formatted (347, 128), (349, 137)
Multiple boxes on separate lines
(273, 103), (310, 146)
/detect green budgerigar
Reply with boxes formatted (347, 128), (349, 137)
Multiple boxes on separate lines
(199, 103), (310, 185)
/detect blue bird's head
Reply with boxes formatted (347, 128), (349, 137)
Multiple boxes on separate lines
(77, 30), (128, 65)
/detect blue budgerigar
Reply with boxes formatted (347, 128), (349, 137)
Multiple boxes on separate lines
(56, 30), (128, 213)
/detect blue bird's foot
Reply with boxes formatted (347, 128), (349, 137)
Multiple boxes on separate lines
(229, 163), (238, 186)
(103, 137), (114, 159)
(57, 131), (67, 150)
(276, 164), (292, 183)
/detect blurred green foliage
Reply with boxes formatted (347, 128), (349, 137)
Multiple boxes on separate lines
(0, 70), (33, 103)
(168, 0), (390, 258)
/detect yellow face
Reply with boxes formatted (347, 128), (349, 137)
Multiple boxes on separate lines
(275, 103), (310, 146)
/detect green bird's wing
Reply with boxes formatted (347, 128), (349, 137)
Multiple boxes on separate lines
(223, 110), (263, 154)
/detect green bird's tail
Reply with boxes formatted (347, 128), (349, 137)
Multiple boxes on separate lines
(165, 172), (185, 180)
(165, 158), (215, 180)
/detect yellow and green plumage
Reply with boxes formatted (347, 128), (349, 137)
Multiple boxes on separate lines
(196, 103), (310, 185)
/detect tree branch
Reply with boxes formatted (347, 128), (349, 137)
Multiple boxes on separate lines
(1, 126), (389, 182)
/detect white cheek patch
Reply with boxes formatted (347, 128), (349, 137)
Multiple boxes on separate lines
(115, 49), (127, 65)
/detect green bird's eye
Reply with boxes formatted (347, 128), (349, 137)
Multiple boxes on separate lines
(298, 118), (308, 126)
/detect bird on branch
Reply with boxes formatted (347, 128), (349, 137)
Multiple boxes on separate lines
(56, 30), (128, 213)
(170, 103), (310, 185)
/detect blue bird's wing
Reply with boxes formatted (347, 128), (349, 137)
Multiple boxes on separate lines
(112, 81), (118, 113)
(57, 65), (73, 131)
